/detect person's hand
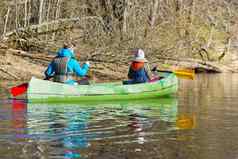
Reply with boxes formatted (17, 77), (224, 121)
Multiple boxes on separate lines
(85, 61), (90, 67)
(151, 65), (158, 72)
(44, 76), (53, 80)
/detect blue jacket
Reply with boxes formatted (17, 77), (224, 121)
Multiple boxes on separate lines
(45, 48), (89, 85)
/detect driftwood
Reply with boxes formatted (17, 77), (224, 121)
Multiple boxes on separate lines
(152, 57), (233, 73)
(7, 48), (53, 65)
(0, 67), (20, 80)
(3, 16), (102, 38)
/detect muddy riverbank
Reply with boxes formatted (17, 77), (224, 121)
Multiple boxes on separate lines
(0, 46), (237, 81)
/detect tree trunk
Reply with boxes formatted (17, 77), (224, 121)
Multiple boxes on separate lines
(52, 0), (61, 40)
(150, 0), (159, 27)
(24, 0), (28, 27)
(121, 0), (129, 39)
(15, 1), (19, 29)
(46, 0), (51, 40)
(3, 7), (11, 37)
(39, 0), (44, 24)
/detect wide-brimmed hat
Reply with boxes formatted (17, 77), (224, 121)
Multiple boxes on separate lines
(132, 49), (148, 62)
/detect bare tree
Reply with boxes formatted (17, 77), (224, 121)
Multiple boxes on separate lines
(0, 0), (237, 63)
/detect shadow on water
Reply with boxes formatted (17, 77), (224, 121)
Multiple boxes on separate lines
(0, 98), (180, 159)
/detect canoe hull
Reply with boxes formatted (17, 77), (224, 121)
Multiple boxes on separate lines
(27, 73), (178, 103)
(29, 85), (177, 103)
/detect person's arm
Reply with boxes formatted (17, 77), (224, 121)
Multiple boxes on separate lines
(128, 67), (133, 79)
(44, 62), (55, 78)
(72, 60), (89, 77)
(144, 63), (153, 80)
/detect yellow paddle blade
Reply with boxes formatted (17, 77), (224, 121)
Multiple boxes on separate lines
(173, 68), (195, 79)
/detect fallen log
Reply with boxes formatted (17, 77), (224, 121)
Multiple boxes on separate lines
(0, 67), (20, 80)
(7, 48), (53, 64)
(152, 57), (234, 73)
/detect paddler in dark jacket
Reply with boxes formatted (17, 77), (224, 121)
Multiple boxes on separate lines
(44, 42), (90, 85)
(123, 49), (152, 85)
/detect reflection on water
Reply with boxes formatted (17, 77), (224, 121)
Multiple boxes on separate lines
(0, 98), (178, 158)
(1, 74), (238, 159)
(176, 114), (196, 129)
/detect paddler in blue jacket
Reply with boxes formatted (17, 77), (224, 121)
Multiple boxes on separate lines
(44, 42), (90, 85)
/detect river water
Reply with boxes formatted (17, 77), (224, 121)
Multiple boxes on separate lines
(0, 73), (238, 159)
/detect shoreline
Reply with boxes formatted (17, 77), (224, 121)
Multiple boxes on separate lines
(0, 48), (237, 81)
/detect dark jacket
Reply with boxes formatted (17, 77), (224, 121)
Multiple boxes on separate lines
(128, 67), (150, 84)
(123, 62), (150, 85)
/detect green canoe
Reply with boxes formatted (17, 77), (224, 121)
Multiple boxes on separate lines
(27, 72), (178, 103)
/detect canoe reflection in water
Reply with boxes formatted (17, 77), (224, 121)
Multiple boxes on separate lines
(126, 99), (178, 145)
(27, 105), (93, 158)
(8, 98), (178, 158)
(62, 111), (91, 158)
(11, 100), (27, 130)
